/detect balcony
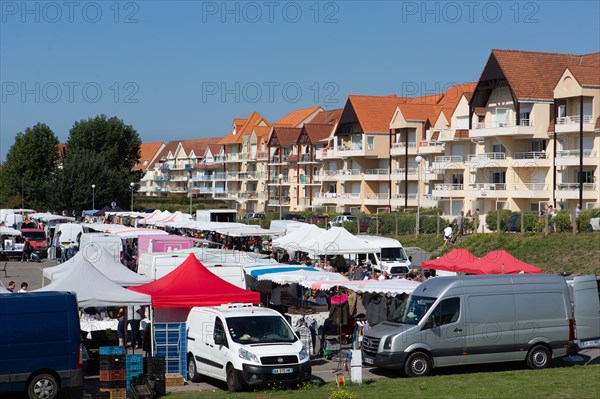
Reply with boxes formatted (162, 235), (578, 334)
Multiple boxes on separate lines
(390, 193), (417, 207)
(364, 168), (390, 180)
(466, 152), (509, 168)
(333, 169), (362, 180)
(556, 183), (597, 200)
(512, 151), (551, 168)
(555, 149), (597, 166)
(431, 184), (465, 198)
(418, 141), (445, 154)
(170, 187), (188, 194)
(432, 155), (464, 170)
(555, 115), (595, 133)
(390, 142), (417, 156)
(298, 153), (319, 164)
(470, 119), (534, 138)
(313, 192), (361, 205)
(390, 168), (417, 180)
(364, 193), (390, 206)
(268, 176), (290, 185)
(238, 192), (266, 200)
(511, 183), (550, 198)
(269, 155), (290, 165)
(316, 142), (366, 159)
(214, 191), (239, 199)
(298, 174), (323, 185)
(466, 183), (508, 198)
(268, 197), (291, 206)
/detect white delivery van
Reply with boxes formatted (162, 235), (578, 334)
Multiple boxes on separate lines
(362, 274), (600, 376)
(186, 304), (311, 391)
(56, 223), (84, 248)
(137, 253), (247, 288)
(79, 233), (125, 262)
(356, 236), (412, 277)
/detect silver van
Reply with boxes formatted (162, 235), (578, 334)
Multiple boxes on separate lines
(362, 274), (600, 376)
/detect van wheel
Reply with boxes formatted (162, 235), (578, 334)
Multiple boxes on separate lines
(187, 357), (202, 383)
(404, 352), (432, 377)
(527, 345), (550, 369)
(28, 373), (58, 399)
(226, 365), (243, 392)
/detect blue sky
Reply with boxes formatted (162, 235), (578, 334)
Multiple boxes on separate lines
(1, 0), (599, 160)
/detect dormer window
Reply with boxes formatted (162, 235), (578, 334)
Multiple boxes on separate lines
(233, 124), (237, 135)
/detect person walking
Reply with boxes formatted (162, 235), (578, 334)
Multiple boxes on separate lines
(21, 239), (31, 262)
(18, 282), (28, 292)
(128, 306), (145, 349)
(7, 281), (16, 292)
(473, 208), (480, 233)
(456, 211), (464, 238)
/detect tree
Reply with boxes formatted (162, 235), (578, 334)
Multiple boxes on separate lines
(56, 115), (142, 210)
(0, 123), (59, 208)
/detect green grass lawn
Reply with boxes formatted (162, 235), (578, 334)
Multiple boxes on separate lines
(397, 232), (600, 275)
(165, 364), (600, 398)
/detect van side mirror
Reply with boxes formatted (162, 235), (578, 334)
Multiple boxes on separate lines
(214, 332), (225, 346)
(424, 316), (436, 329)
(409, 256), (413, 262)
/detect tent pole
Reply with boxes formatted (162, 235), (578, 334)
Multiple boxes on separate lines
(150, 306), (155, 356)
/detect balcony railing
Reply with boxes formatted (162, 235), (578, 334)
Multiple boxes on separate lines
(420, 141), (444, 148)
(434, 155), (463, 163)
(392, 168), (417, 175)
(268, 197), (291, 205)
(474, 119), (533, 129)
(557, 183), (596, 191)
(556, 115), (593, 125)
(433, 184), (464, 190)
(299, 154), (317, 162)
(392, 142), (417, 149)
(467, 183), (507, 190)
(365, 168), (390, 175)
(512, 183), (548, 190)
(392, 193), (418, 200)
(467, 152), (506, 161)
(557, 149), (595, 158)
(513, 151), (548, 159)
(336, 169), (361, 176)
(238, 192), (266, 199)
(364, 193), (390, 200)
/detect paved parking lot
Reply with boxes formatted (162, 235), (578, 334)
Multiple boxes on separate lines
(2, 258), (599, 395)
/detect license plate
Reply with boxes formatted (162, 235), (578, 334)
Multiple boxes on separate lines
(364, 357), (374, 365)
(579, 339), (600, 348)
(272, 368), (294, 374)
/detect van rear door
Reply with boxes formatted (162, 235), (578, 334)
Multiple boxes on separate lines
(573, 275), (600, 348)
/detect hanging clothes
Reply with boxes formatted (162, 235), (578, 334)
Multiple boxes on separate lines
(329, 293), (349, 326)
(363, 293), (387, 326)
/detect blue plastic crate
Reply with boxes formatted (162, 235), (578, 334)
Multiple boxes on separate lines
(99, 346), (125, 355)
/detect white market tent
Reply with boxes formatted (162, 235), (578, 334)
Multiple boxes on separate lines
(215, 225), (284, 237)
(35, 258), (151, 307)
(81, 223), (169, 238)
(138, 209), (162, 224)
(0, 226), (22, 236)
(43, 245), (151, 286)
(166, 221), (245, 230)
(256, 269), (348, 285)
(272, 224), (325, 251)
(310, 278), (421, 295)
(144, 211), (172, 226)
(154, 211), (193, 227)
(297, 227), (381, 256)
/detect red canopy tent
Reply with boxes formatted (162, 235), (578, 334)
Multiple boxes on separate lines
(422, 248), (480, 273)
(467, 250), (542, 274)
(128, 254), (260, 307)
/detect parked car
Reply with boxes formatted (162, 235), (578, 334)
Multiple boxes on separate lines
(588, 210), (600, 231)
(19, 228), (49, 258)
(241, 212), (265, 221)
(328, 215), (357, 229)
(282, 213), (306, 222)
(306, 215), (328, 225)
(359, 216), (384, 232)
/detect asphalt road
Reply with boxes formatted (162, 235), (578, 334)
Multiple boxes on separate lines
(1, 258), (599, 396)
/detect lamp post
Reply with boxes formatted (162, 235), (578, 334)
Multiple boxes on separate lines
(130, 182), (135, 211)
(188, 178), (193, 216)
(278, 173), (284, 220)
(92, 184), (96, 210)
(415, 155), (423, 236)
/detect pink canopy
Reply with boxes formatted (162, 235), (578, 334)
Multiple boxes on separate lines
(467, 250), (542, 274)
(422, 249), (479, 273)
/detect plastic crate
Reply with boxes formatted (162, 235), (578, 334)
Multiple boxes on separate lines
(99, 388), (126, 399)
(100, 354), (126, 370)
(131, 383), (154, 399)
(100, 369), (126, 381)
(99, 346), (125, 355)
(99, 380), (126, 389)
(126, 354), (143, 365)
(144, 356), (166, 374)
(165, 374), (184, 386)
(82, 392), (111, 399)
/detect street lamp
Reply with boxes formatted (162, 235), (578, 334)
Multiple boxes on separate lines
(187, 178), (193, 216)
(130, 182), (135, 211)
(415, 155), (423, 236)
(278, 173), (284, 220)
(92, 184), (96, 210)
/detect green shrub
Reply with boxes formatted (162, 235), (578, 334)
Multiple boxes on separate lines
(553, 210), (572, 232)
(577, 208), (600, 232)
(485, 209), (512, 231)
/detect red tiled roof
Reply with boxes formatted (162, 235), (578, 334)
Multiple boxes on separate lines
(303, 123), (336, 143)
(220, 112), (270, 144)
(181, 138), (222, 157)
(547, 118), (555, 133)
(566, 65), (600, 87)
(345, 95), (404, 133)
(253, 126), (271, 139)
(474, 107), (486, 116)
(133, 141), (164, 171)
(269, 127), (302, 146)
(274, 106), (323, 127)
(431, 131), (440, 141)
(490, 49), (600, 100)
(396, 103), (444, 124)
(454, 129), (469, 139)
(206, 144), (223, 156)
(154, 140), (179, 162)
(311, 109), (342, 124)
(438, 83), (477, 120)
(57, 143), (67, 160)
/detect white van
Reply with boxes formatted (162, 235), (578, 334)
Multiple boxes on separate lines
(79, 233), (124, 262)
(186, 304), (311, 391)
(356, 236), (412, 276)
(137, 253), (247, 288)
(56, 223), (84, 248)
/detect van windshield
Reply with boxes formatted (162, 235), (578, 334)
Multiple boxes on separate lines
(21, 231), (46, 240)
(226, 315), (298, 344)
(401, 295), (437, 325)
(381, 247), (408, 261)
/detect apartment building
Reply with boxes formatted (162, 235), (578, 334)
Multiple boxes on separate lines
(432, 49), (600, 215)
(138, 49), (599, 217)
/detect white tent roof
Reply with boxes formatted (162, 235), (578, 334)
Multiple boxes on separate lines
(272, 224), (325, 250)
(257, 269), (347, 285)
(43, 245), (151, 286)
(311, 278), (421, 295)
(0, 226), (21, 236)
(298, 227), (381, 255)
(215, 225), (284, 237)
(80, 223), (168, 238)
(145, 211), (172, 225)
(36, 257), (151, 307)
(154, 211), (193, 227)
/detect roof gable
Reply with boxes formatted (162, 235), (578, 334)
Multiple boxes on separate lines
(274, 106), (323, 127)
